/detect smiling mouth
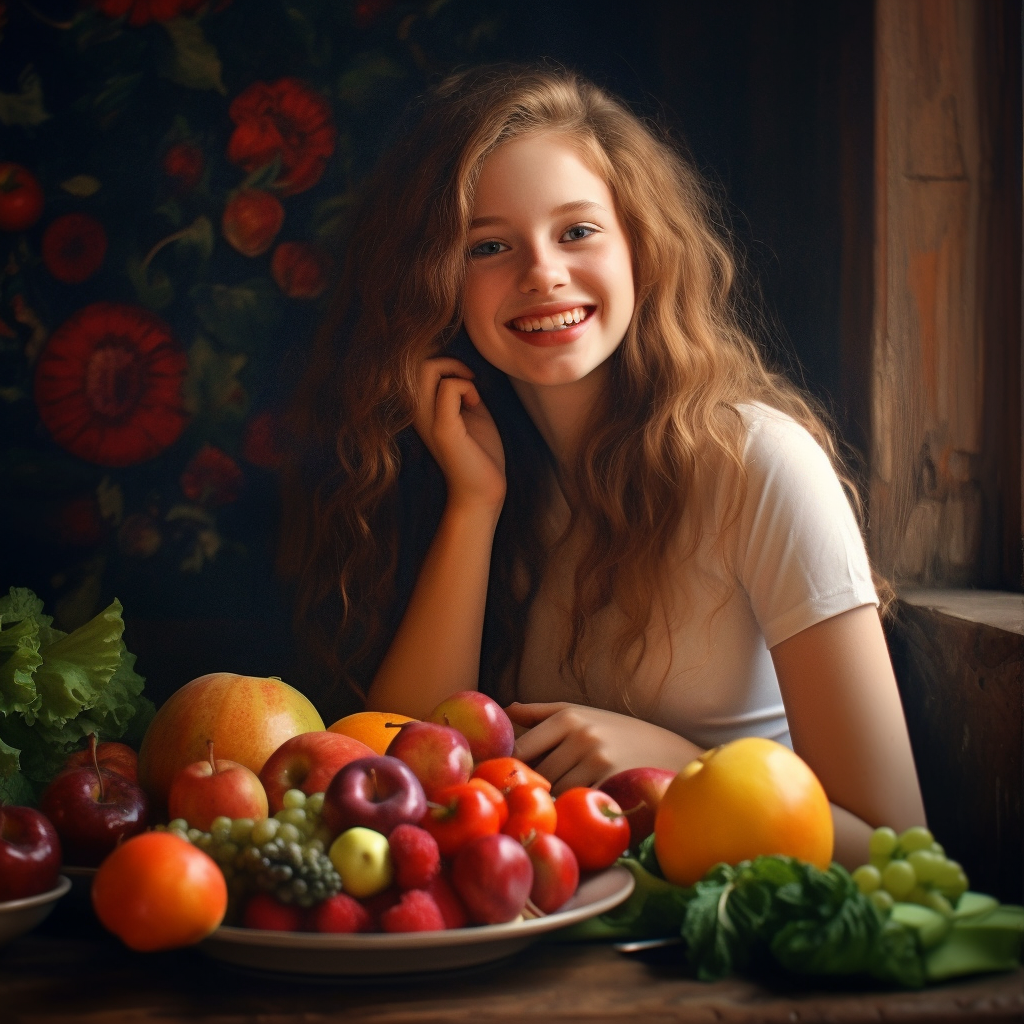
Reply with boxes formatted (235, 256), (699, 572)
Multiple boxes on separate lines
(508, 306), (591, 333)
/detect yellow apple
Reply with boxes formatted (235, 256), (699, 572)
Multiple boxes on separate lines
(138, 672), (324, 816)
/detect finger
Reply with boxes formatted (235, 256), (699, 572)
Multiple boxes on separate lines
(504, 702), (571, 727)
(434, 377), (483, 431)
(530, 731), (600, 793)
(419, 356), (475, 389)
(511, 710), (578, 764)
(548, 757), (605, 796)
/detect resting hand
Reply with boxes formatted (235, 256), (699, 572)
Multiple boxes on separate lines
(412, 356), (506, 511)
(505, 701), (703, 795)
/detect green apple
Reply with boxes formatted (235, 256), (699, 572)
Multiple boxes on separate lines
(329, 827), (393, 898)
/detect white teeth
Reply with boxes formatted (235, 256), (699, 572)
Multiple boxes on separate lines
(511, 306), (587, 332)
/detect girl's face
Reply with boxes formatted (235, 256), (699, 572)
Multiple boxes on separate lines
(462, 133), (635, 389)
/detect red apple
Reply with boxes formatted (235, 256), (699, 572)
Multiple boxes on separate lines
(427, 690), (515, 763)
(321, 755), (427, 838)
(138, 672), (325, 816)
(168, 740), (269, 830)
(65, 739), (138, 783)
(0, 805), (62, 901)
(523, 832), (579, 914)
(39, 743), (149, 867)
(259, 731), (375, 813)
(451, 833), (533, 925)
(386, 721), (473, 800)
(598, 767), (676, 851)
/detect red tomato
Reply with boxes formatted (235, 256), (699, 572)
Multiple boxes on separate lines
(465, 776), (508, 828)
(422, 783), (500, 858)
(0, 163), (44, 232)
(472, 757), (551, 795)
(501, 783), (556, 842)
(553, 787), (630, 871)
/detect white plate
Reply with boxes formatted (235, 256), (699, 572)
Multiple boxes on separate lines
(199, 865), (634, 977)
(0, 876), (71, 946)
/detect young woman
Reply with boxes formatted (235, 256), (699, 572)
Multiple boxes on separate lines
(280, 65), (926, 868)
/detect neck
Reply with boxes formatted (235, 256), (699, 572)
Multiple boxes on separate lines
(509, 363), (609, 472)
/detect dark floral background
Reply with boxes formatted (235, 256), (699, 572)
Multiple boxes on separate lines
(0, 0), (558, 645)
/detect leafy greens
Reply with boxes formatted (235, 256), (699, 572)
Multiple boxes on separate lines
(0, 587), (154, 805)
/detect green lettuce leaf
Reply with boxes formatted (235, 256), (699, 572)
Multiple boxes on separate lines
(0, 616), (42, 715)
(28, 600), (124, 730)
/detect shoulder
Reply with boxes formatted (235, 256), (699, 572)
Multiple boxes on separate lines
(735, 401), (833, 467)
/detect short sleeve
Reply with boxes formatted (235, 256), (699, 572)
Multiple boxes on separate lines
(733, 404), (878, 649)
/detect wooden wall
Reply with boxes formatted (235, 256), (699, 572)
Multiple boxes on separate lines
(871, 0), (1022, 590)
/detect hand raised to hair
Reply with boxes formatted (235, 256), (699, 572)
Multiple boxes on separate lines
(413, 356), (506, 512)
(506, 701), (702, 796)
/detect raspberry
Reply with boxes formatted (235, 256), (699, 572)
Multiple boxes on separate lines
(379, 889), (446, 933)
(389, 823), (441, 890)
(242, 892), (303, 931)
(308, 893), (371, 933)
(427, 873), (469, 929)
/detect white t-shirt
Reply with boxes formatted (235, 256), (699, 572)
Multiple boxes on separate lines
(513, 403), (878, 750)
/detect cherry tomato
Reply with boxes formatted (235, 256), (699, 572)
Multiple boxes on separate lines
(501, 783), (556, 842)
(465, 776), (508, 828)
(0, 163), (44, 232)
(553, 787), (630, 871)
(472, 756), (551, 795)
(422, 783), (500, 858)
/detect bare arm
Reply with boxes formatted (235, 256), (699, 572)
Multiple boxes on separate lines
(365, 358), (505, 718)
(771, 604), (927, 870)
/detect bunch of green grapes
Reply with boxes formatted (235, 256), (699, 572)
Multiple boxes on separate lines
(158, 790), (341, 909)
(852, 825), (968, 916)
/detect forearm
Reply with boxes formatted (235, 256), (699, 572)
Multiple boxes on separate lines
(830, 802), (875, 871)
(366, 499), (500, 717)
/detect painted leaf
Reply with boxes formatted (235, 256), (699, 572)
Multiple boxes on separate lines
(0, 66), (50, 126)
(61, 175), (102, 197)
(160, 18), (227, 95)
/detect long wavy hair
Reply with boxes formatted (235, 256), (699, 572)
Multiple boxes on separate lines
(279, 64), (879, 716)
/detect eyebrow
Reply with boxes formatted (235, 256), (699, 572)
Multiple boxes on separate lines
(469, 199), (608, 229)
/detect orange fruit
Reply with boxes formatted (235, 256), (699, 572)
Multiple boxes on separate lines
(92, 832), (227, 951)
(327, 711), (417, 755)
(653, 737), (834, 886)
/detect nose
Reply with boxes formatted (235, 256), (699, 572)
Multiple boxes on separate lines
(518, 240), (569, 294)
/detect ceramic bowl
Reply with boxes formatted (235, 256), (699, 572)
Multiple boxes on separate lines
(0, 876), (71, 946)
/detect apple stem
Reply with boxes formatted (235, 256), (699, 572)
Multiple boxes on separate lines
(621, 800), (649, 818)
(207, 739), (217, 775)
(369, 768), (378, 800)
(89, 732), (105, 803)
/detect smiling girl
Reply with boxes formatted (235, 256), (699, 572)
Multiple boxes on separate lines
(280, 65), (926, 868)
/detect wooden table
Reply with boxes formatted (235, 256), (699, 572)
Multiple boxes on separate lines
(4, 900), (1022, 1024)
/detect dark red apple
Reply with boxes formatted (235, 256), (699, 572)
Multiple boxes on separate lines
(428, 691), (515, 763)
(65, 739), (138, 783)
(321, 755), (427, 837)
(386, 721), (473, 800)
(451, 833), (533, 925)
(39, 753), (149, 867)
(258, 731), (375, 813)
(598, 767), (676, 851)
(524, 831), (579, 914)
(0, 805), (62, 901)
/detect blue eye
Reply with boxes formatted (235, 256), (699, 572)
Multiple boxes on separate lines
(562, 224), (596, 242)
(469, 240), (508, 257)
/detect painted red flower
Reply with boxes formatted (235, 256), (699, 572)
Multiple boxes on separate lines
(227, 78), (336, 196)
(180, 444), (243, 505)
(42, 213), (108, 284)
(91, 0), (206, 26)
(270, 241), (330, 299)
(163, 142), (204, 192)
(34, 302), (188, 468)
